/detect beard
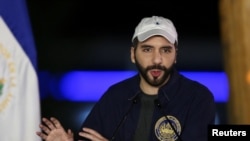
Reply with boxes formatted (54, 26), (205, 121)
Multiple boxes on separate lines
(134, 58), (174, 87)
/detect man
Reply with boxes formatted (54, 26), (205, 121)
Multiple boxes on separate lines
(37, 15), (216, 141)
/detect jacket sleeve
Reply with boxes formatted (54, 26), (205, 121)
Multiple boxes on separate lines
(181, 85), (216, 141)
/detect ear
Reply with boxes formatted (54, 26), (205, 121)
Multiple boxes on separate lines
(174, 49), (178, 64)
(130, 47), (135, 63)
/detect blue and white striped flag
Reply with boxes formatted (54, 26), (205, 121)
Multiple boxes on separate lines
(0, 0), (41, 140)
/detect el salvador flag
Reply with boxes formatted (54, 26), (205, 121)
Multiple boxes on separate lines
(0, 0), (41, 141)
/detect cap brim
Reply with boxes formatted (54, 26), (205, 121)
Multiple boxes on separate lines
(137, 29), (176, 44)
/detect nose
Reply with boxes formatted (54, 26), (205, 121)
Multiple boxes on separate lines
(152, 51), (162, 64)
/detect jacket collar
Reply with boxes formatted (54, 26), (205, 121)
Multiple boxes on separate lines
(127, 68), (181, 104)
(158, 68), (181, 105)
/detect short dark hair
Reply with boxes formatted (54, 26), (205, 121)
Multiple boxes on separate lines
(132, 37), (139, 48)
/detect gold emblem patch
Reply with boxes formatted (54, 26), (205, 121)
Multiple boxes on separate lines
(155, 115), (181, 141)
(0, 42), (15, 113)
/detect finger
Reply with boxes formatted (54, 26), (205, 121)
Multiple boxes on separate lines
(82, 127), (104, 139)
(39, 124), (51, 134)
(50, 117), (63, 129)
(36, 131), (47, 140)
(67, 129), (74, 138)
(42, 117), (56, 130)
(78, 131), (94, 140)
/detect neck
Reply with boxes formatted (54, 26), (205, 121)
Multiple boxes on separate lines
(139, 79), (159, 95)
(139, 75), (170, 95)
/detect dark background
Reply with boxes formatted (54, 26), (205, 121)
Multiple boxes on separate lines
(26, 0), (227, 136)
(27, 0), (223, 72)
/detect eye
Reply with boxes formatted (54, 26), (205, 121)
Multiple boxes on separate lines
(142, 47), (152, 52)
(161, 47), (172, 53)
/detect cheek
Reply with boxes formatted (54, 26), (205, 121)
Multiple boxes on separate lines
(163, 56), (176, 65)
(135, 51), (151, 60)
(135, 54), (150, 64)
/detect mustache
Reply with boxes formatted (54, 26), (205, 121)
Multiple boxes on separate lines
(146, 65), (166, 71)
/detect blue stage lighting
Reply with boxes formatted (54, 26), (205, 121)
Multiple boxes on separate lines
(59, 71), (229, 102)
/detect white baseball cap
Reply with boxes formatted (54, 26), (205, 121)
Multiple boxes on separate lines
(132, 16), (178, 44)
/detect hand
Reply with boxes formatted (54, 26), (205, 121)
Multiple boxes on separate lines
(36, 117), (74, 141)
(78, 127), (108, 141)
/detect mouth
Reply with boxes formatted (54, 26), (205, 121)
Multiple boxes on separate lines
(150, 70), (162, 77)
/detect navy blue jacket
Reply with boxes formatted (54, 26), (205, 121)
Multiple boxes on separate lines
(78, 69), (216, 141)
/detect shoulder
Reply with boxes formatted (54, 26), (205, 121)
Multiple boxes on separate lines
(179, 74), (215, 101)
(109, 74), (139, 90)
(99, 74), (140, 100)
(169, 71), (214, 100)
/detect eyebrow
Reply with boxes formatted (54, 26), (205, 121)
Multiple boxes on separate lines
(140, 44), (153, 48)
(140, 44), (174, 49)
